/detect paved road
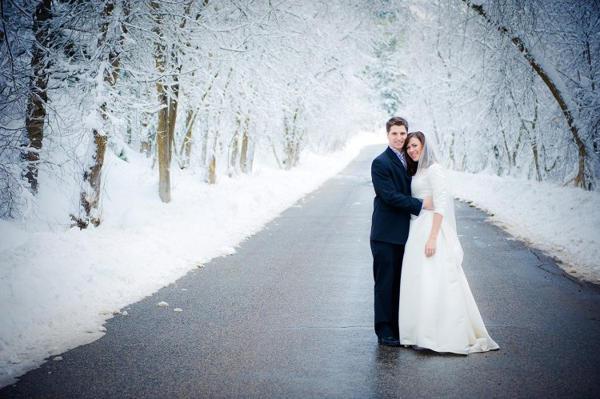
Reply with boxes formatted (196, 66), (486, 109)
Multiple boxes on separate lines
(2, 146), (600, 398)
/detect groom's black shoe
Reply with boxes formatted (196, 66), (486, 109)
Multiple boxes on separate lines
(378, 336), (401, 347)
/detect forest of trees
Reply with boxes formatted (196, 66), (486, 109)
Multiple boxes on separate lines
(386, 0), (599, 190)
(0, 0), (381, 224)
(1, 0), (598, 225)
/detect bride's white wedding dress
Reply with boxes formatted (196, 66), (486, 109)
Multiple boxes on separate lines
(399, 163), (499, 354)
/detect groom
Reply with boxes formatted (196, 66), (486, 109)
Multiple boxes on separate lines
(370, 116), (432, 347)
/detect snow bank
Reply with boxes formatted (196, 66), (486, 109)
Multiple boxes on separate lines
(3, 133), (597, 388)
(0, 131), (384, 388)
(449, 170), (600, 284)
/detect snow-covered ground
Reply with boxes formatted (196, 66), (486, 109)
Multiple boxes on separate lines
(449, 170), (600, 285)
(1, 133), (598, 388)
(0, 132), (383, 388)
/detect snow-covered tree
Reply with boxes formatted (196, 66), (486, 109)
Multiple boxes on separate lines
(394, 0), (599, 189)
(0, 0), (380, 222)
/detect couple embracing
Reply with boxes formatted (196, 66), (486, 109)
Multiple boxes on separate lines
(370, 116), (499, 355)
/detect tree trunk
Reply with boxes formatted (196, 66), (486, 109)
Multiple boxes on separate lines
(165, 0), (197, 169)
(448, 132), (456, 169)
(23, 0), (52, 194)
(167, 83), (178, 165)
(463, 0), (588, 188)
(494, 107), (512, 173)
(507, 83), (542, 181)
(152, 1), (170, 202)
(228, 133), (239, 176)
(283, 108), (301, 169)
(179, 109), (194, 169)
(207, 154), (217, 184)
(74, 0), (128, 228)
(156, 91), (171, 202)
(205, 67), (233, 183)
(228, 114), (241, 176)
(179, 70), (219, 169)
(529, 94), (542, 181)
(240, 116), (251, 174)
(139, 111), (152, 158)
(72, 131), (107, 228)
(200, 127), (208, 167)
(141, 141), (152, 158)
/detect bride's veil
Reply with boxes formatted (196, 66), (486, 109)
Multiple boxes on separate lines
(415, 132), (440, 175)
(416, 133), (458, 233)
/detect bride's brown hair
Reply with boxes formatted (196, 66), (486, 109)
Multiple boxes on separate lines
(404, 131), (425, 176)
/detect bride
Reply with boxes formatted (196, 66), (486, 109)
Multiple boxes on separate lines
(398, 131), (499, 355)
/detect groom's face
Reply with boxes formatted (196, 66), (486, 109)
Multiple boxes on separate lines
(387, 124), (408, 152)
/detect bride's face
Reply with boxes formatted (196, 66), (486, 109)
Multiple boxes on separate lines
(406, 137), (423, 161)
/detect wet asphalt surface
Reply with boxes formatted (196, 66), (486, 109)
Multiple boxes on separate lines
(2, 145), (600, 398)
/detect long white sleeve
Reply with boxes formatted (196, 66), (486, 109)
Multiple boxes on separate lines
(429, 163), (448, 217)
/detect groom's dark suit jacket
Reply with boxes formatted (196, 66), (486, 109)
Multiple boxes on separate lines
(370, 147), (423, 244)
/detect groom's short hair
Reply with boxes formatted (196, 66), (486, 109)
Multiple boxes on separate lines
(386, 116), (409, 133)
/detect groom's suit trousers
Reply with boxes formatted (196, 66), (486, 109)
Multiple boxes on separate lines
(370, 240), (405, 339)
